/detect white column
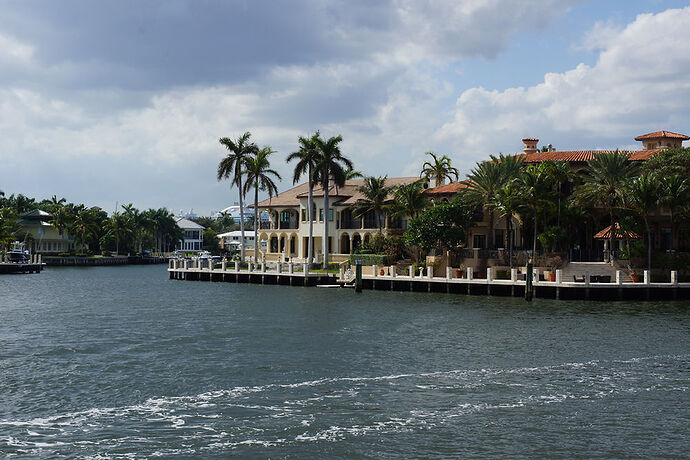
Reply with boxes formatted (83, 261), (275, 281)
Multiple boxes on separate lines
(221, 260), (226, 271)
(183, 259), (189, 270)
(277, 262), (282, 274)
(466, 267), (473, 280)
(391, 265), (396, 278)
(235, 261), (239, 272)
(616, 270), (622, 285)
(671, 270), (678, 285)
(248, 261), (253, 272)
(373, 265), (378, 277)
(511, 268), (517, 282)
(533, 269), (539, 283)
(585, 270), (590, 286)
(644, 270), (650, 285)
(339, 265), (344, 279)
(408, 266), (414, 278)
(555, 269), (562, 285)
(303, 262), (309, 274)
(486, 267), (493, 282)
(427, 266), (433, 279)
(446, 266), (451, 280)
(38, 254), (42, 265)
(261, 262), (266, 273)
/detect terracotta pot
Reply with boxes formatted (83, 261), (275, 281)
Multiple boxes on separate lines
(379, 269), (385, 276)
(631, 274), (640, 283)
(549, 273), (556, 282)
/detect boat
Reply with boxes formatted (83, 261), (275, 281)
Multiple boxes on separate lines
(8, 241), (30, 263)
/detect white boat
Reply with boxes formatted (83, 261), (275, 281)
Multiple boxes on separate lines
(8, 241), (30, 263)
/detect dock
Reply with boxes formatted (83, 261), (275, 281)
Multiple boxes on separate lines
(168, 260), (690, 301)
(0, 262), (43, 274)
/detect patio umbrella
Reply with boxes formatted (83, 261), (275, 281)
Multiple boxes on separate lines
(593, 222), (641, 240)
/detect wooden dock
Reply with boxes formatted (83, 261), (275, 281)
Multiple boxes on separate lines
(0, 262), (43, 274)
(168, 260), (690, 301)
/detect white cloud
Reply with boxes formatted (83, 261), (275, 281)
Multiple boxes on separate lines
(437, 7), (690, 159)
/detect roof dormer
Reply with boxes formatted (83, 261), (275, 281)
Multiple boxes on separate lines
(634, 130), (689, 150)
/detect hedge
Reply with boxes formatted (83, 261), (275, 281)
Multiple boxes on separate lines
(349, 254), (389, 266)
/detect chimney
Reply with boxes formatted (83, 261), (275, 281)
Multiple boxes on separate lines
(522, 138), (539, 154)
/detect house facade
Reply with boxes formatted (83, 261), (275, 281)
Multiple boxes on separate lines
(18, 209), (73, 254)
(217, 230), (255, 251)
(254, 177), (420, 262)
(175, 217), (204, 251)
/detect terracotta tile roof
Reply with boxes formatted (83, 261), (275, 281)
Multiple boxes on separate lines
(424, 181), (469, 195)
(634, 130), (689, 141)
(255, 177), (420, 208)
(522, 149), (662, 163)
(522, 137), (539, 141)
(593, 223), (641, 240)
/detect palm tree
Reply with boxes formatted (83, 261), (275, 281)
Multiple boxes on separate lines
(243, 146), (282, 263)
(660, 174), (690, 253)
(107, 211), (133, 255)
(464, 153), (524, 249)
(543, 161), (572, 227)
(391, 180), (429, 221)
(287, 132), (320, 266)
(518, 163), (551, 256)
(627, 173), (660, 272)
(350, 176), (392, 233)
(575, 151), (637, 261)
(421, 152), (459, 187)
(313, 134), (353, 265)
(218, 132), (258, 261)
(490, 181), (523, 269)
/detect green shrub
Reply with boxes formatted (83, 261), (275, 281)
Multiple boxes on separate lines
(495, 269), (511, 279)
(349, 254), (389, 266)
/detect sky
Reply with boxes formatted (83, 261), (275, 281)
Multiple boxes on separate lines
(1, 0), (689, 215)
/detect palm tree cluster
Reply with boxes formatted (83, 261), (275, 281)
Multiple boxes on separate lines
(0, 193), (182, 255)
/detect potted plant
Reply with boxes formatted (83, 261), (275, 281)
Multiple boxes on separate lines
(548, 256), (563, 282)
(630, 271), (640, 283)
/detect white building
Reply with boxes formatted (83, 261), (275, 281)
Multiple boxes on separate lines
(217, 204), (254, 222)
(175, 217), (204, 251)
(217, 230), (255, 251)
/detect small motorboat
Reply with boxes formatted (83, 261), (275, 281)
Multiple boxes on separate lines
(8, 241), (31, 263)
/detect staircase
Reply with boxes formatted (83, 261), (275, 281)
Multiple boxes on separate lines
(560, 262), (631, 282)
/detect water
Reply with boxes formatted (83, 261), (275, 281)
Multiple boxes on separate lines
(0, 265), (688, 458)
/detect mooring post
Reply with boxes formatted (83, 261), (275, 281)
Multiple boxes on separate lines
(466, 267), (473, 280)
(234, 261), (239, 272)
(391, 265), (396, 278)
(261, 262), (266, 273)
(427, 266), (433, 279)
(408, 266), (414, 278)
(373, 265), (378, 278)
(486, 267), (493, 282)
(277, 262), (282, 274)
(585, 271), (590, 286)
(221, 260), (226, 271)
(446, 266), (451, 280)
(525, 262), (533, 301)
(289, 262), (294, 274)
(671, 270), (678, 285)
(355, 260), (362, 293)
(643, 270), (650, 285)
(555, 269), (562, 285)
(248, 261), (253, 272)
(303, 263), (309, 275)
(339, 265), (344, 280)
(616, 270), (622, 285)
(511, 268), (517, 282)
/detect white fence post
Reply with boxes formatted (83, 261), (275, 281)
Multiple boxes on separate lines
(391, 265), (396, 278)
(466, 267), (473, 280)
(555, 269), (562, 285)
(486, 267), (493, 282)
(511, 268), (517, 282)
(373, 265), (378, 277)
(446, 266), (451, 280)
(234, 261), (239, 272)
(408, 266), (414, 278)
(585, 270), (590, 286)
(644, 270), (650, 285)
(616, 270), (622, 285)
(671, 270), (678, 285)
(289, 262), (294, 274)
(427, 266), (433, 279)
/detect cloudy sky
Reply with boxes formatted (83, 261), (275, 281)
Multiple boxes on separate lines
(2, 0), (689, 214)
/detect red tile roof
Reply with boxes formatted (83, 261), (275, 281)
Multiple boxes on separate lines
(634, 130), (689, 141)
(522, 137), (539, 142)
(424, 181), (469, 195)
(522, 149), (662, 163)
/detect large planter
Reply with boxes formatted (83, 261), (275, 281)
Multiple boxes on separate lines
(548, 272), (556, 282)
(631, 274), (640, 283)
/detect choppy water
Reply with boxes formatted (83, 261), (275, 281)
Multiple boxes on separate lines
(0, 266), (688, 458)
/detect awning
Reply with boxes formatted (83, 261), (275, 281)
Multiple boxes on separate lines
(593, 222), (641, 240)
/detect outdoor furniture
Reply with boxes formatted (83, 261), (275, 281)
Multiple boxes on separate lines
(573, 275), (585, 282)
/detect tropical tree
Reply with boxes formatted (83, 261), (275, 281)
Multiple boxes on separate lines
(405, 198), (475, 253)
(543, 161), (572, 226)
(518, 163), (552, 256)
(287, 132), (320, 266)
(390, 180), (429, 221)
(70, 206), (100, 252)
(660, 174), (690, 252)
(464, 153), (524, 249)
(243, 146), (281, 263)
(420, 152), (459, 187)
(626, 173), (660, 272)
(218, 132), (258, 261)
(350, 176), (392, 233)
(313, 134), (353, 265)
(489, 181), (522, 269)
(344, 168), (364, 180)
(106, 211), (133, 255)
(575, 151), (637, 261)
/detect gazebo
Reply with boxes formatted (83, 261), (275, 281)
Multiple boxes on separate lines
(594, 222), (641, 261)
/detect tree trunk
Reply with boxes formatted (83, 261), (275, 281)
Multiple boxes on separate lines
(609, 210), (615, 263)
(670, 211), (674, 253)
(507, 214), (513, 270)
(308, 167), (314, 267)
(488, 210), (495, 249)
(254, 184), (259, 264)
(238, 175), (245, 261)
(323, 175), (330, 266)
(532, 212), (538, 257)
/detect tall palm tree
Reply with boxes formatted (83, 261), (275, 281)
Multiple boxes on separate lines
(344, 168), (364, 180)
(313, 134), (353, 265)
(287, 132), (320, 266)
(421, 152), (459, 187)
(575, 151), (637, 261)
(243, 146), (282, 263)
(627, 173), (660, 272)
(660, 174), (690, 253)
(107, 211), (133, 255)
(464, 153), (524, 249)
(518, 163), (551, 256)
(490, 181), (523, 269)
(391, 180), (429, 221)
(543, 161), (572, 227)
(218, 132), (258, 261)
(350, 176), (392, 233)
